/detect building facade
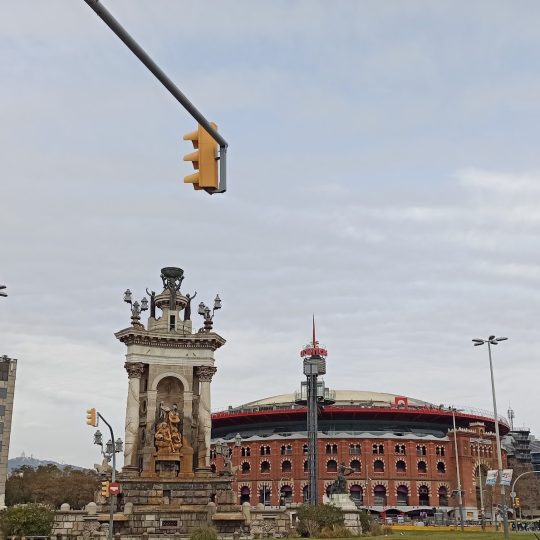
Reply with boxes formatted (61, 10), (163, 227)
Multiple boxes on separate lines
(211, 390), (508, 520)
(0, 355), (17, 508)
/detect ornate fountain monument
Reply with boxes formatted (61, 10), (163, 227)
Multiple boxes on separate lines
(112, 267), (243, 536)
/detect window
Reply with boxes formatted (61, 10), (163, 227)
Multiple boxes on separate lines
(241, 462), (250, 474)
(373, 459), (384, 473)
(241, 447), (251, 457)
(350, 459), (361, 473)
(373, 485), (387, 505)
(350, 485), (363, 503)
(281, 460), (292, 473)
(326, 444), (338, 455)
(260, 445), (271, 456)
(438, 486), (448, 507)
(349, 443), (361, 455)
(303, 460), (309, 473)
(281, 445), (293, 455)
(240, 486), (250, 504)
(436, 446), (445, 456)
(169, 314), (176, 331)
(396, 460), (406, 473)
(396, 485), (409, 506)
(395, 444), (406, 455)
(437, 462), (446, 474)
(0, 388), (7, 399)
(303, 485), (309, 503)
(260, 461), (270, 473)
(303, 444), (308, 454)
(372, 444), (384, 455)
(280, 485), (293, 504)
(210, 449), (217, 459)
(210, 464), (216, 473)
(416, 445), (427, 456)
(418, 461), (427, 474)
(419, 485), (430, 506)
(327, 459), (338, 473)
(259, 486), (271, 505)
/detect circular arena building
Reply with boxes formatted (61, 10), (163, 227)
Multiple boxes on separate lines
(210, 386), (510, 520)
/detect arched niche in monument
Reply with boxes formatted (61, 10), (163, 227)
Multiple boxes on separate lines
(156, 376), (184, 420)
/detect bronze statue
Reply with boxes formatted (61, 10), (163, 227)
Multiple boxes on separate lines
(184, 291), (197, 321)
(329, 462), (354, 495)
(145, 289), (156, 318)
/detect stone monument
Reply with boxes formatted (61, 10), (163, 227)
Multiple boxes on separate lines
(111, 267), (244, 536)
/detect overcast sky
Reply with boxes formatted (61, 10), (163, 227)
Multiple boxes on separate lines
(1, 1), (540, 468)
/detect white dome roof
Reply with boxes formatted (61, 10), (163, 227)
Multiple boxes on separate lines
(238, 390), (431, 409)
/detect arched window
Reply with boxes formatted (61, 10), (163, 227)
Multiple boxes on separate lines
(327, 459), (338, 473)
(418, 460), (427, 473)
(395, 444), (406, 455)
(260, 460), (270, 473)
(280, 445), (292, 455)
(241, 462), (250, 474)
(438, 486), (448, 507)
(350, 459), (361, 472)
(241, 447), (251, 457)
(437, 461), (446, 474)
(419, 485), (430, 506)
(303, 444), (308, 454)
(260, 445), (271, 456)
(374, 485), (387, 505)
(374, 459), (384, 473)
(416, 445), (427, 456)
(349, 443), (361, 455)
(210, 449), (217, 459)
(240, 486), (250, 504)
(280, 485), (293, 504)
(436, 446), (445, 456)
(373, 444), (384, 455)
(302, 485), (309, 503)
(396, 485), (409, 506)
(350, 484), (363, 503)
(281, 460), (292, 473)
(326, 444), (338, 455)
(396, 460), (406, 473)
(303, 460), (309, 473)
(259, 486), (271, 505)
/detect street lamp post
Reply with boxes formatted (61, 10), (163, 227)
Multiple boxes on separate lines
(93, 413), (123, 540)
(450, 408), (465, 532)
(472, 335), (509, 540)
(475, 446), (486, 531)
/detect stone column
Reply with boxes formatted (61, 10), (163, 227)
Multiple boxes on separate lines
(195, 366), (217, 468)
(124, 362), (145, 469)
(183, 391), (194, 446)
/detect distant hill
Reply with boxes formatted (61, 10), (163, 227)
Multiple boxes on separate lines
(8, 455), (83, 474)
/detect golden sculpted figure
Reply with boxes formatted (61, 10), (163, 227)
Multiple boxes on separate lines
(155, 403), (183, 454)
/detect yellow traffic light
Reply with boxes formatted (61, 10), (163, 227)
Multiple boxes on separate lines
(101, 480), (110, 498)
(183, 123), (218, 191)
(86, 408), (97, 427)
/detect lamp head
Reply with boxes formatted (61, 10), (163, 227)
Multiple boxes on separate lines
(123, 289), (132, 304)
(214, 294), (222, 311)
(94, 430), (103, 446)
(198, 302), (206, 316)
(141, 297), (149, 311)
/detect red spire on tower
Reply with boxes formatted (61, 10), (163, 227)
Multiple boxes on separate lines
(300, 315), (327, 358)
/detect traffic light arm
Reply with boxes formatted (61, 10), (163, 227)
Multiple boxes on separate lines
(82, 0), (228, 193)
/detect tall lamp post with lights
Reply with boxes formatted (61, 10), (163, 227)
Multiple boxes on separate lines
(472, 335), (509, 540)
(450, 407), (465, 532)
(198, 295), (222, 331)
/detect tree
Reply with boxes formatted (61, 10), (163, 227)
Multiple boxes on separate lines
(6, 465), (99, 508)
(0, 504), (54, 537)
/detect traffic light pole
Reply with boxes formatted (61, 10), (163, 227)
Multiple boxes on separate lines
(97, 413), (116, 540)
(82, 0), (228, 194)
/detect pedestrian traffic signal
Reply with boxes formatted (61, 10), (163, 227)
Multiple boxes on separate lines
(101, 480), (110, 498)
(183, 123), (218, 191)
(86, 408), (97, 427)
